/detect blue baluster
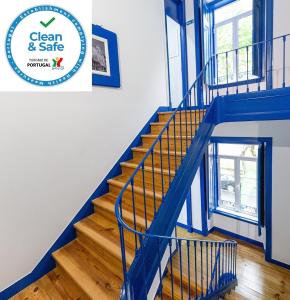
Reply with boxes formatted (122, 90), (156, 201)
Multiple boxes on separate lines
(236, 49), (239, 94)
(151, 150), (157, 216)
(166, 127), (171, 184)
(283, 35), (286, 88)
(246, 46), (249, 92)
(169, 240), (175, 299)
(159, 137), (165, 200)
(179, 107), (183, 159)
(157, 238), (163, 299)
(178, 240), (184, 300)
(187, 240), (191, 298)
(194, 240), (197, 298)
(141, 164), (148, 230)
(118, 222), (128, 299)
(216, 54), (219, 96)
(200, 241), (203, 297)
(173, 115), (177, 172)
(206, 241), (209, 295)
(226, 52), (229, 95)
(130, 179), (138, 250)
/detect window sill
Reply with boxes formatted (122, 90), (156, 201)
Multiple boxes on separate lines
(213, 207), (258, 225)
(208, 77), (264, 90)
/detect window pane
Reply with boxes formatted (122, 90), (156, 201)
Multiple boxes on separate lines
(219, 158), (235, 209)
(240, 160), (258, 216)
(216, 23), (234, 84)
(218, 143), (258, 158)
(238, 15), (254, 81)
(215, 0), (253, 24)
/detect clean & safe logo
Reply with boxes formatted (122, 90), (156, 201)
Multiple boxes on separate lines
(5, 5), (86, 86)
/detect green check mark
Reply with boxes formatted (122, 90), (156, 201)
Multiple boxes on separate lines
(40, 17), (56, 28)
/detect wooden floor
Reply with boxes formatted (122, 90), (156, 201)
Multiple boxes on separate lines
(176, 228), (290, 300)
(13, 228), (290, 299)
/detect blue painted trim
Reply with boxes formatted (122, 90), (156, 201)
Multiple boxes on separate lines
(211, 136), (268, 144)
(186, 189), (193, 231)
(216, 87), (290, 123)
(200, 155), (208, 235)
(209, 78), (264, 90)
(264, 138), (272, 262)
(213, 209), (258, 225)
(179, 0), (189, 99)
(207, 0), (236, 11)
(0, 105), (170, 300)
(267, 258), (290, 270)
(194, 0), (203, 106)
(209, 227), (264, 249)
(176, 222), (204, 235)
(92, 25), (120, 88)
(208, 136), (272, 257)
(164, 2), (173, 107)
(266, 0), (274, 90)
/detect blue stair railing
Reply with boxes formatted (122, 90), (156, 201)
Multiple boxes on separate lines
(114, 56), (238, 299)
(114, 35), (287, 299)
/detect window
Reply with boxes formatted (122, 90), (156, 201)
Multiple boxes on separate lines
(218, 143), (258, 220)
(214, 0), (255, 84)
(208, 139), (263, 224)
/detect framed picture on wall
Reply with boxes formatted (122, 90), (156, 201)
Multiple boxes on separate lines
(92, 25), (120, 87)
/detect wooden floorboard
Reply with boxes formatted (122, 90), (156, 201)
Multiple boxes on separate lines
(176, 228), (290, 300)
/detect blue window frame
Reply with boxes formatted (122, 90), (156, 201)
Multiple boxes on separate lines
(207, 137), (270, 234)
(202, 0), (267, 88)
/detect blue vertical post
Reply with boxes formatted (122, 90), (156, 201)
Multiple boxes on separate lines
(194, 0), (203, 106)
(180, 0), (189, 102)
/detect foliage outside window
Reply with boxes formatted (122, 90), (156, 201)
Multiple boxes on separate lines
(214, 0), (256, 84)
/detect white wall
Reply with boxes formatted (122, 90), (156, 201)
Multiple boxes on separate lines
(211, 120), (290, 265)
(0, 0), (169, 291)
(186, 0), (197, 87)
(178, 168), (203, 231)
(167, 16), (183, 107)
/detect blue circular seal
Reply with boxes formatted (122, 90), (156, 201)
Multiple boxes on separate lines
(5, 5), (86, 87)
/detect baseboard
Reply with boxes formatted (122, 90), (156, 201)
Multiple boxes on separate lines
(266, 258), (290, 270)
(0, 105), (170, 300)
(209, 226), (264, 249)
(176, 222), (206, 236)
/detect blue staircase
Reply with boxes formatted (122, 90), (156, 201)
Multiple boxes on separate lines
(115, 34), (290, 299)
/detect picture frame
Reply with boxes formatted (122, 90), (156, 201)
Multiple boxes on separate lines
(92, 24), (120, 87)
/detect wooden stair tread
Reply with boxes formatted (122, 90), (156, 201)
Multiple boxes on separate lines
(74, 212), (136, 265)
(52, 240), (122, 300)
(150, 121), (199, 126)
(92, 193), (151, 229)
(108, 175), (163, 200)
(142, 134), (192, 139)
(11, 267), (90, 300)
(93, 192), (157, 222)
(120, 160), (175, 176)
(131, 146), (186, 157)
(160, 276), (190, 300)
(157, 110), (205, 115)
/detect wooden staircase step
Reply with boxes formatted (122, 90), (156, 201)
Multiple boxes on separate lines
(120, 160), (175, 177)
(142, 134), (192, 140)
(158, 110), (205, 122)
(159, 276), (190, 300)
(92, 193), (151, 229)
(11, 267), (90, 300)
(52, 240), (122, 300)
(131, 146), (186, 157)
(74, 212), (136, 265)
(108, 175), (163, 200)
(150, 121), (198, 135)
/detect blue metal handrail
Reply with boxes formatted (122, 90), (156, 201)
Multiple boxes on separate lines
(114, 35), (287, 299)
(114, 55), (238, 299)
